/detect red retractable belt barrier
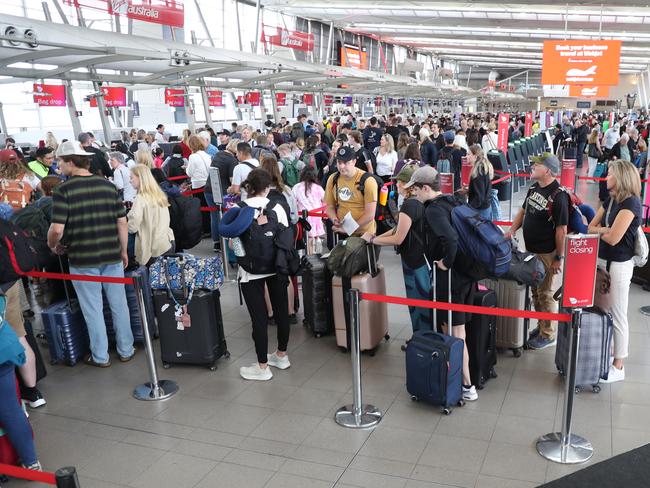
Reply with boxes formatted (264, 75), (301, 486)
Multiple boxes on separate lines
(492, 174), (512, 185)
(0, 464), (56, 484)
(361, 292), (572, 322)
(167, 175), (189, 181)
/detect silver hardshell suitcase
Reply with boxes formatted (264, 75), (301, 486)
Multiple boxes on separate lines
(483, 279), (530, 357)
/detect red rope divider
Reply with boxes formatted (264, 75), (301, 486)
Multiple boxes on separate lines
(200, 206), (218, 212)
(0, 464), (56, 484)
(492, 174), (511, 185)
(493, 221), (513, 227)
(5, 239), (134, 285)
(360, 292), (572, 322)
(494, 170), (531, 179)
(307, 211), (328, 218)
(167, 175), (189, 181)
(182, 188), (205, 196)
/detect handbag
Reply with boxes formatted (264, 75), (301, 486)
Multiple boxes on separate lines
(593, 267), (613, 313)
(605, 198), (648, 268)
(0, 296), (26, 367)
(149, 253), (224, 292)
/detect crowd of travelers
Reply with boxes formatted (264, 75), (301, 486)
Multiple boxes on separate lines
(0, 108), (647, 470)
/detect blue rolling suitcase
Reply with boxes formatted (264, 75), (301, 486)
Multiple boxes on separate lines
(103, 265), (156, 343)
(41, 299), (89, 366)
(405, 269), (464, 414)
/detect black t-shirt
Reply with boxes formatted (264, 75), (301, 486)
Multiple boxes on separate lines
(355, 147), (371, 172)
(397, 198), (426, 268)
(363, 127), (383, 153)
(522, 180), (569, 254)
(599, 195), (642, 262)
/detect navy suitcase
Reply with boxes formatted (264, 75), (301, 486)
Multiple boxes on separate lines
(103, 265), (156, 343)
(406, 330), (464, 413)
(405, 270), (464, 414)
(154, 289), (229, 370)
(466, 288), (497, 390)
(41, 300), (89, 366)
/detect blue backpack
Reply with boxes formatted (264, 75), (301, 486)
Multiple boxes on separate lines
(450, 203), (511, 277)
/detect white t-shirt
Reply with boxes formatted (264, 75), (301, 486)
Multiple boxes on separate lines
(112, 164), (137, 202)
(375, 150), (398, 176)
(186, 151), (211, 188)
(154, 131), (166, 143)
(236, 196), (288, 283)
(232, 158), (259, 200)
(603, 128), (620, 150)
(482, 132), (498, 153)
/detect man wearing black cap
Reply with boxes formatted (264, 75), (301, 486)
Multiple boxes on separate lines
(217, 129), (231, 151)
(325, 145), (378, 236)
(505, 153), (569, 350)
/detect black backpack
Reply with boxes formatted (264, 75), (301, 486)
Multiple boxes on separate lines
(0, 220), (40, 284)
(237, 202), (283, 274)
(267, 189), (291, 223)
(168, 194), (202, 250)
(11, 201), (52, 267)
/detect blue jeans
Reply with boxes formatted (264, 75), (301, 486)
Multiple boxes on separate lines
(204, 192), (220, 242)
(0, 362), (37, 465)
(490, 189), (502, 221)
(69, 262), (134, 363)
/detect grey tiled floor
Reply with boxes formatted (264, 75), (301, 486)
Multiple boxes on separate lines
(10, 177), (650, 488)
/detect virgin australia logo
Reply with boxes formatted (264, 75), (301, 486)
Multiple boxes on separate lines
(280, 29), (304, 48)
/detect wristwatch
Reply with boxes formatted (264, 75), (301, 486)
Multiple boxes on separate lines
(554, 255), (565, 261)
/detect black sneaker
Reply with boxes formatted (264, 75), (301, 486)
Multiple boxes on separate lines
(21, 387), (46, 408)
(213, 242), (221, 253)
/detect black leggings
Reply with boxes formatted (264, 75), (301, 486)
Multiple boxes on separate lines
(240, 274), (290, 363)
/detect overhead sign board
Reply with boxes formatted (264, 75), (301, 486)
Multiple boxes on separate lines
(64, 0), (185, 28)
(262, 25), (314, 52)
(90, 87), (127, 107)
(33, 84), (66, 107)
(165, 88), (185, 107)
(568, 85), (610, 98)
(339, 44), (368, 70)
(541, 40), (621, 86)
(207, 89), (224, 107)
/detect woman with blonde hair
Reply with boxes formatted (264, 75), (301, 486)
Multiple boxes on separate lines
(396, 132), (411, 160)
(179, 128), (192, 159)
(481, 122), (498, 153)
(588, 159), (642, 383)
(375, 133), (398, 183)
(135, 149), (154, 168)
(127, 165), (174, 265)
(45, 132), (58, 153)
(587, 128), (602, 178)
(465, 144), (494, 220)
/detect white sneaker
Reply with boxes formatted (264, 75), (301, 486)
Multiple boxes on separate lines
(240, 363), (273, 381)
(267, 352), (291, 370)
(601, 365), (625, 383)
(462, 385), (479, 402)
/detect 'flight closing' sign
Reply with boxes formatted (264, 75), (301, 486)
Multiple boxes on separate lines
(541, 40), (621, 86)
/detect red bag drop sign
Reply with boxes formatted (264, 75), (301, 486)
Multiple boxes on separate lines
(460, 157), (472, 187)
(439, 173), (454, 195)
(33, 84), (66, 107)
(497, 113), (509, 153)
(560, 159), (576, 192)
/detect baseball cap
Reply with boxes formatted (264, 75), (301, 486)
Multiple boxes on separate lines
(443, 130), (456, 143)
(530, 152), (560, 175)
(218, 129), (231, 136)
(395, 163), (418, 184)
(404, 166), (438, 189)
(56, 140), (94, 158)
(0, 149), (19, 164)
(335, 145), (356, 162)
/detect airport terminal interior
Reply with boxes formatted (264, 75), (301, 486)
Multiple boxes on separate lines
(1, 1), (650, 488)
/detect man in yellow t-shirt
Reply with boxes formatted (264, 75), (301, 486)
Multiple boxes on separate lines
(325, 145), (378, 236)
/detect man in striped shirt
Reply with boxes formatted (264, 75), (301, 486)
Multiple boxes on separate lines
(47, 141), (134, 368)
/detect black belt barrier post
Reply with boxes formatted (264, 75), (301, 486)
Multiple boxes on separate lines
(132, 274), (179, 401)
(334, 288), (382, 429)
(55, 467), (80, 488)
(536, 308), (594, 464)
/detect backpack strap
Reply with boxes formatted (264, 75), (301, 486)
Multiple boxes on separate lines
(241, 161), (256, 170)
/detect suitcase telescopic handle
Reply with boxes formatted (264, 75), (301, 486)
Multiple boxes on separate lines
(57, 255), (73, 310)
(366, 244), (378, 278)
(431, 264), (452, 336)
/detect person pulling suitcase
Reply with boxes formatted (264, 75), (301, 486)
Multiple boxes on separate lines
(404, 166), (479, 402)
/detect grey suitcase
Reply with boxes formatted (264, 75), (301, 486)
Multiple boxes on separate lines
(483, 279), (530, 357)
(555, 309), (612, 393)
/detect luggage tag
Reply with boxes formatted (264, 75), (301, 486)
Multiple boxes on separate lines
(174, 304), (191, 330)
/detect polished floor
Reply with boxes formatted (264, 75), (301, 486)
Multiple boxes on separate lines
(8, 177), (650, 488)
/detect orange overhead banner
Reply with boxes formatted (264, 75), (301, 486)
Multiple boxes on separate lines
(568, 85), (610, 98)
(340, 46), (368, 70)
(541, 40), (621, 86)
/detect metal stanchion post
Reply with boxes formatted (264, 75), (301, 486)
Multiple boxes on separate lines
(335, 288), (382, 429)
(55, 467), (80, 488)
(219, 208), (237, 283)
(537, 309), (593, 464)
(508, 174), (514, 222)
(132, 274), (179, 401)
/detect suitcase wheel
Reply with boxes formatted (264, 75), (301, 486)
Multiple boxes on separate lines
(314, 332), (322, 338)
(224, 350), (231, 359)
(163, 363), (171, 369)
(410, 395), (418, 402)
(592, 385), (601, 394)
(443, 407), (452, 415)
(339, 346), (348, 353)
(209, 363), (218, 372)
(384, 334), (390, 341)
(458, 399), (465, 407)
(512, 348), (522, 358)
(575, 386), (583, 394)
(489, 367), (498, 379)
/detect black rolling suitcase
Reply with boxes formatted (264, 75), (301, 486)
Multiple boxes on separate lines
(302, 254), (334, 337)
(465, 286), (497, 390)
(153, 289), (229, 370)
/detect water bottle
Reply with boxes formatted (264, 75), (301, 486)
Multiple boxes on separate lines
(231, 237), (245, 257)
(379, 185), (389, 206)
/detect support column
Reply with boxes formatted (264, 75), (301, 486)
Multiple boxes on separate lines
(254, 0), (262, 54)
(93, 82), (113, 144)
(65, 82), (82, 137)
(0, 102), (8, 135)
(326, 22), (334, 65)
